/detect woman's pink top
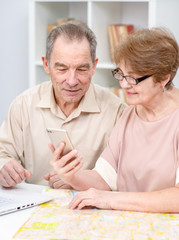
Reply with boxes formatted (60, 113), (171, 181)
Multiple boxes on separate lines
(94, 106), (179, 192)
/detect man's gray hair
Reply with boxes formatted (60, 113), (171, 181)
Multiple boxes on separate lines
(46, 21), (97, 65)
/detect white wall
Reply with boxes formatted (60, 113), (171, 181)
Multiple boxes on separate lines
(0, 0), (179, 125)
(0, 0), (29, 124)
(155, 0), (179, 88)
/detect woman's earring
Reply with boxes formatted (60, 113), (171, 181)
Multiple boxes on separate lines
(162, 86), (165, 92)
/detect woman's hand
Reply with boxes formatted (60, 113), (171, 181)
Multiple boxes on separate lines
(49, 142), (83, 186)
(68, 188), (114, 210)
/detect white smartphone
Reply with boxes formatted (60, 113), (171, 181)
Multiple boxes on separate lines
(46, 128), (74, 155)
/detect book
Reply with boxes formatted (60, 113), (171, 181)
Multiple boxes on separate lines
(47, 18), (82, 34)
(108, 24), (134, 62)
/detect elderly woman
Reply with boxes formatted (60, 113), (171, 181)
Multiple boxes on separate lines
(50, 27), (179, 213)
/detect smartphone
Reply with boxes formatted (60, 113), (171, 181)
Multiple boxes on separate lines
(46, 128), (74, 155)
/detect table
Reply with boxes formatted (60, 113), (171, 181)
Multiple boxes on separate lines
(1, 183), (179, 240)
(0, 183), (47, 240)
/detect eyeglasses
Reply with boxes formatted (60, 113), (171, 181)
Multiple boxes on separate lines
(112, 67), (152, 85)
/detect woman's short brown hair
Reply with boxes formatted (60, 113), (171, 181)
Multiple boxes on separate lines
(114, 27), (179, 89)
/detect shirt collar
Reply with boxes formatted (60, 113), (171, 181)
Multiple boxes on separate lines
(37, 82), (100, 119)
(37, 81), (53, 109)
(79, 83), (100, 113)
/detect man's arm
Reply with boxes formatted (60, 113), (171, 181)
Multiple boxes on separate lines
(0, 96), (28, 187)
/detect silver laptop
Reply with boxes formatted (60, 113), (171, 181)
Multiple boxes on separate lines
(0, 186), (53, 216)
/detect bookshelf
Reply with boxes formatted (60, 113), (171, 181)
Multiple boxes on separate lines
(29, 0), (156, 88)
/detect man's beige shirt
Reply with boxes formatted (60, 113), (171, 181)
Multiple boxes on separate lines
(0, 81), (126, 185)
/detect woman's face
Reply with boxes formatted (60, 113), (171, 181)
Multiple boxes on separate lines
(118, 63), (163, 106)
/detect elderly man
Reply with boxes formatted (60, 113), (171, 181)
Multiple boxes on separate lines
(0, 22), (126, 188)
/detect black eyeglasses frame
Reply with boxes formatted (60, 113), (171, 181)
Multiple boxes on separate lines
(112, 67), (152, 85)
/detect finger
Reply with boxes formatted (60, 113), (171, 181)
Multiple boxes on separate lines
(77, 199), (94, 210)
(0, 160), (26, 186)
(48, 143), (55, 152)
(49, 170), (57, 177)
(59, 149), (78, 166)
(65, 161), (83, 175)
(11, 161), (27, 180)
(3, 163), (24, 184)
(0, 173), (14, 187)
(0, 169), (17, 187)
(49, 174), (63, 188)
(11, 164), (31, 183)
(46, 171), (62, 188)
(52, 179), (65, 189)
(55, 161), (83, 183)
(0, 174), (9, 187)
(44, 173), (50, 181)
(68, 191), (86, 209)
(51, 149), (78, 168)
(51, 142), (66, 163)
(50, 173), (61, 182)
(11, 170), (24, 184)
(53, 155), (82, 173)
(56, 183), (72, 189)
(24, 169), (31, 179)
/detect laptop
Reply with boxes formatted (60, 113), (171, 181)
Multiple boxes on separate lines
(0, 185), (53, 216)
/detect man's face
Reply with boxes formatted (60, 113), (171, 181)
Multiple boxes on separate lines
(43, 36), (98, 108)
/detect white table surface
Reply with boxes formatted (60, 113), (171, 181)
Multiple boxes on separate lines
(0, 183), (48, 240)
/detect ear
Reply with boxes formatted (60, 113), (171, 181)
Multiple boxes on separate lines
(92, 58), (98, 76)
(162, 74), (171, 88)
(42, 56), (50, 74)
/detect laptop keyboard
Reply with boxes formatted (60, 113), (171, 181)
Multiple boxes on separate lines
(0, 197), (17, 207)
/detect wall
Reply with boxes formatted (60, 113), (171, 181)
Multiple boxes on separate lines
(0, 0), (179, 124)
(0, 0), (29, 124)
(155, 0), (179, 88)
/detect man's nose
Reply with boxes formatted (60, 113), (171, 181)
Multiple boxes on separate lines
(66, 70), (78, 86)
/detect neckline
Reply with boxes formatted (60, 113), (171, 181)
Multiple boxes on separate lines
(133, 106), (179, 123)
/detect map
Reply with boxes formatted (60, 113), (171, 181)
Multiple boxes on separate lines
(13, 189), (179, 240)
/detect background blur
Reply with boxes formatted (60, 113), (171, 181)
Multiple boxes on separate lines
(0, 0), (179, 124)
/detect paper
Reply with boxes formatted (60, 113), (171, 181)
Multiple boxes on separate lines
(13, 189), (179, 239)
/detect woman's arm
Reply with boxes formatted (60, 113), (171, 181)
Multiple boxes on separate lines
(69, 184), (179, 213)
(113, 184), (179, 213)
(69, 169), (111, 191)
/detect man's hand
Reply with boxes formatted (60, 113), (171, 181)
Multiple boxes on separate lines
(0, 159), (31, 187)
(44, 171), (72, 189)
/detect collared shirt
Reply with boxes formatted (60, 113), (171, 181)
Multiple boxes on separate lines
(0, 81), (126, 185)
